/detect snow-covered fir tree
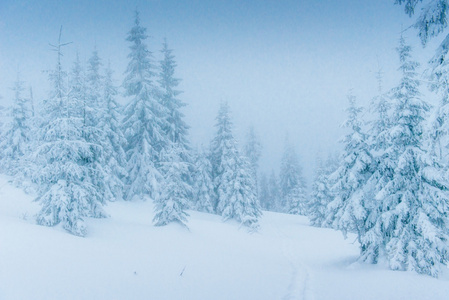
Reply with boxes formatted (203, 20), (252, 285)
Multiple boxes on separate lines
(259, 171), (279, 212)
(395, 0), (449, 159)
(19, 86), (42, 186)
(307, 155), (337, 227)
(100, 62), (127, 200)
(32, 30), (106, 236)
(122, 11), (166, 200)
(0, 76), (32, 175)
(153, 144), (191, 227)
(211, 102), (262, 228)
(395, 0), (448, 46)
(244, 126), (262, 189)
(426, 35), (449, 163)
(158, 38), (192, 195)
(192, 149), (215, 213)
(268, 170), (282, 212)
(86, 48), (103, 116)
(222, 154), (261, 229)
(70, 54), (111, 203)
(258, 172), (270, 210)
(326, 94), (373, 238)
(360, 35), (449, 277)
(369, 68), (391, 152)
(360, 69), (395, 250)
(158, 38), (189, 149)
(286, 184), (308, 215)
(279, 139), (307, 214)
(86, 48), (126, 201)
(210, 102), (237, 210)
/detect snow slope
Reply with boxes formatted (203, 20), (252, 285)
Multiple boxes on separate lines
(1, 175), (448, 300)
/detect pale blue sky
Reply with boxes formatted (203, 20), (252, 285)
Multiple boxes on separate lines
(0, 0), (438, 180)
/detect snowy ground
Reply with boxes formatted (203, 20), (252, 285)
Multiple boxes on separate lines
(1, 175), (449, 300)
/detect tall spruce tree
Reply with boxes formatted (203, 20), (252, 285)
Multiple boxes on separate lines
(395, 1), (449, 161)
(101, 62), (127, 200)
(32, 29), (106, 236)
(427, 36), (449, 162)
(360, 36), (449, 277)
(158, 39), (192, 197)
(122, 11), (167, 200)
(326, 94), (373, 238)
(244, 126), (262, 194)
(158, 39), (189, 149)
(369, 68), (391, 152)
(222, 154), (261, 229)
(211, 102), (262, 228)
(153, 144), (191, 227)
(87, 49), (127, 201)
(192, 149), (215, 213)
(72, 53), (111, 203)
(0, 76), (32, 175)
(357, 69), (396, 254)
(86, 48), (103, 117)
(279, 139), (307, 214)
(307, 155), (337, 227)
(211, 102), (237, 211)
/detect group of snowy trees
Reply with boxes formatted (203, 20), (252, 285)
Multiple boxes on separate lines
(307, 0), (449, 278)
(257, 139), (308, 215)
(192, 103), (308, 229)
(208, 103), (262, 228)
(0, 12), (263, 235)
(307, 34), (449, 277)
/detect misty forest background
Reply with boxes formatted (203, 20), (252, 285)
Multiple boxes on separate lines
(2, 0), (449, 278)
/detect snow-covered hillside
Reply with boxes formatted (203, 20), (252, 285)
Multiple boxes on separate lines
(0, 175), (448, 300)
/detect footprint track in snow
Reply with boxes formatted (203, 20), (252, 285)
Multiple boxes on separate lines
(274, 221), (313, 300)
